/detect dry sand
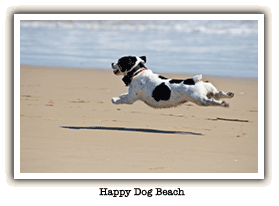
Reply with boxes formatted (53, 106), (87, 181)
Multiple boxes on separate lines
(20, 65), (258, 173)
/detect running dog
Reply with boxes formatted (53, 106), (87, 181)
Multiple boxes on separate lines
(111, 55), (234, 109)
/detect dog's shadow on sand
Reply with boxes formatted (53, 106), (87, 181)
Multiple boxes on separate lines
(60, 126), (203, 135)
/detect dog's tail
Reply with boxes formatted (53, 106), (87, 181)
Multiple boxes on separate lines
(193, 74), (202, 83)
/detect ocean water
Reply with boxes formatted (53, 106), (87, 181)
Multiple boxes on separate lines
(20, 20), (258, 78)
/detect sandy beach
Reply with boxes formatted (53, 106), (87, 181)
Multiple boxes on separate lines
(20, 65), (258, 173)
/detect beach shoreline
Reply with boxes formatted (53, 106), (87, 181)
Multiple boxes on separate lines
(20, 65), (258, 173)
(20, 64), (259, 81)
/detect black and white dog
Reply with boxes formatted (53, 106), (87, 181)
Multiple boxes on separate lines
(111, 55), (234, 109)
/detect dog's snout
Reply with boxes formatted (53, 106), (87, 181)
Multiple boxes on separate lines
(111, 63), (117, 69)
(111, 62), (119, 71)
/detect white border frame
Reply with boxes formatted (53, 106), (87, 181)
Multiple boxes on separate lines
(14, 14), (264, 179)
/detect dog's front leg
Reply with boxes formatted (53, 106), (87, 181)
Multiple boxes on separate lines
(112, 93), (136, 105)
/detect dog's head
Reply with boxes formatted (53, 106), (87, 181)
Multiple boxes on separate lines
(111, 55), (146, 76)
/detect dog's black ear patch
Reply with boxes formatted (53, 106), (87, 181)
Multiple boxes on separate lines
(183, 78), (195, 85)
(152, 83), (171, 102)
(169, 79), (183, 84)
(119, 56), (137, 72)
(140, 56), (146, 63)
(158, 75), (168, 80)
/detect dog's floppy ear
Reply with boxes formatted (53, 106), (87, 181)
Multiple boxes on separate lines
(140, 56), (146, 63)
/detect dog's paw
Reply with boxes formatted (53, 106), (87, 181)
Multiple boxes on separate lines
(227, 92), (234, 98)
(111, 97), (120, 104)
(221, 101), (229, 108)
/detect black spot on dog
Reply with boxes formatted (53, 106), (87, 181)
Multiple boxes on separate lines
(183, 78), (195, 85)
(152, 83), (171, 102)
(169, 79), (183, 84)
(158, 75), (168, 80)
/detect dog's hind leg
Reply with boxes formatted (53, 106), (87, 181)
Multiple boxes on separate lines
(204, 83), (234, 100)
(195, 97), (229, 107)
(206, 91), (234, 100)
(212, 91), (234, 100)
